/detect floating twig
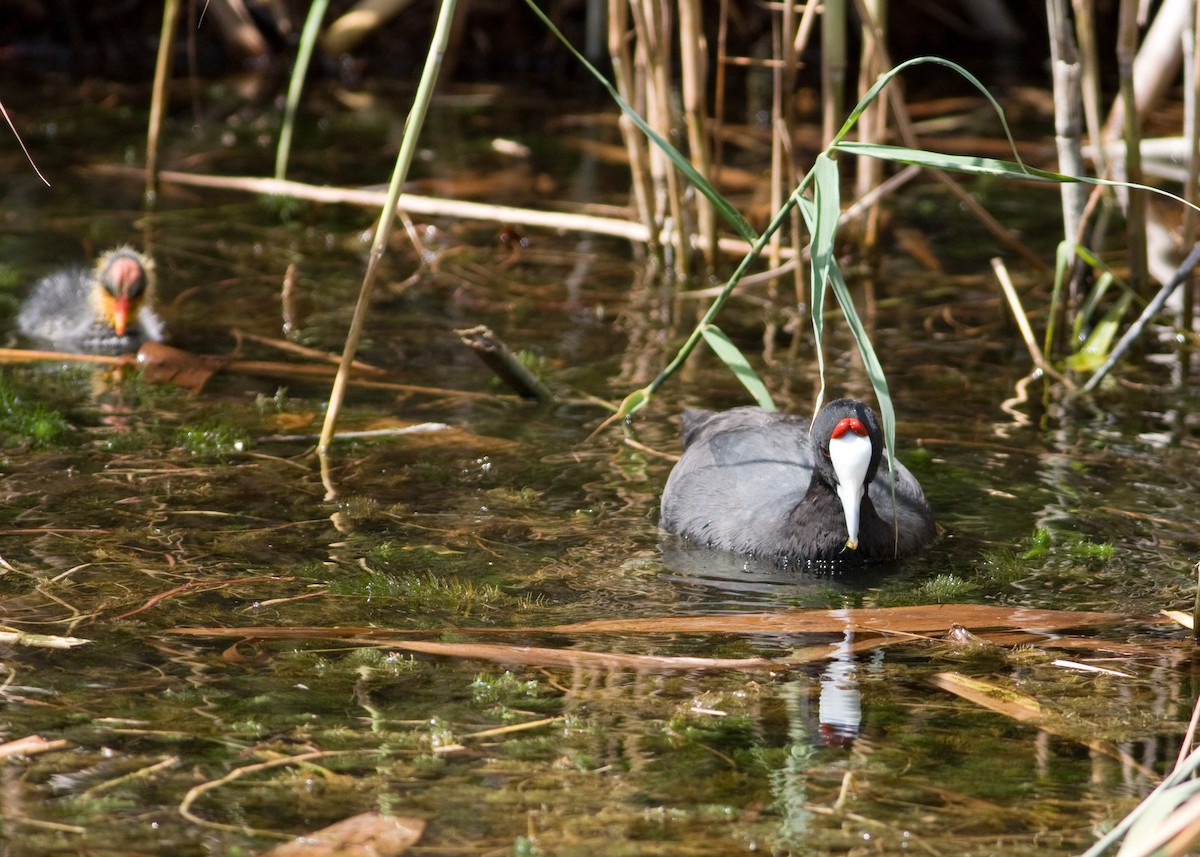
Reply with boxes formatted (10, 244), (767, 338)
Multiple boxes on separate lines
(456, 325), (556, 403)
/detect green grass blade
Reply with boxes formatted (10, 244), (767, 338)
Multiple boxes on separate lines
(1071, 246), (1121, 342)
(807, 154), (842, 408)
(701, 325), (776, 410)
(522, 0), (756, 242)
(1044, 240), (1072, 358)
(797, 193), (895, 466)
(1067, 292), (1133, 371)
(275, 0), (330, 180)
(829, 56), (1023, 167)
(834, 142), (1200, 216)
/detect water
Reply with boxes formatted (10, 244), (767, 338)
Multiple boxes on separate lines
(0, 81), (1197, 856)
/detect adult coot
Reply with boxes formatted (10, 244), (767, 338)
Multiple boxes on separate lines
(660, 399), (935, 563)
(17, 246), (166, 354)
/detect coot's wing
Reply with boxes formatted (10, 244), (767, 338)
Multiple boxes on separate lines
(662, 410), (814, 556)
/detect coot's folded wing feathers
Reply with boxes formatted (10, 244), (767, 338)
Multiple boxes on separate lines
(662, 411), (815, 556)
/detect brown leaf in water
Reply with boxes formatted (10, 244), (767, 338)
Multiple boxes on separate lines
(543, 604), (1134, 636)
(162, 604), (1147, 645)
(159, 604), (1162, 672)
(259, 812), (424, 857)
(136, 342), (230, 393)
(366, 639), (782, 672)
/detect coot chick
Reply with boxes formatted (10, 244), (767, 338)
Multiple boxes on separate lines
(17, 246), (166, 354)
(660, 399), (935, 563)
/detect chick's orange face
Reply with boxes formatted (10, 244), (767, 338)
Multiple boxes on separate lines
(97, 254), (147, 336)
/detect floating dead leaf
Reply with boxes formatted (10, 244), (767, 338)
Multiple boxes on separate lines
(259, 812), (424, 857)
(137, 342), (230, 393)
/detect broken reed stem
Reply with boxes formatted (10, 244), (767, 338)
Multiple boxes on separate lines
(455, 325), (556, 403)
(316, 0), (456, 497)
(991, 257), (1073, 388)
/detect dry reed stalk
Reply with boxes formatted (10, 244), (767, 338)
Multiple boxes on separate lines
(317, 0), (458, 495)
(1071, 0), (1107, 176)
(628, 0), (689, 273)
(607, 0), (657, 248)
(1103, 0), (1192, 139)
(853, 0), (887, 251)
(678, 0), (715, 269)
(712, 0), (729, 185)
(766, 0), (798, 275)
(145, 0), (182, 204)
(789, 0), (822, 305)
(821, 0), (847, 145)
(1047, 0), (1087, 247)
(1115, 0), (1149, 293)
(1046, 0), (1088, 326)
(1182, 8), (1199, 330)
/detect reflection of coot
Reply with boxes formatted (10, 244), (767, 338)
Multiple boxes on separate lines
(660, 399), (935, 563)
(17, 246), (166, 354)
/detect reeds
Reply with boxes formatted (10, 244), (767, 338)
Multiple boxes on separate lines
(133, 0), (1200, 449)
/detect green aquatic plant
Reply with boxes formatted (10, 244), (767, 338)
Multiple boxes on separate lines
(174, 418), (250, 457)
(918, 573), (981, 604)
(329, 568), (508, 617)
(0, 375), (70, 447)
(471, 670), (540, 706)
(1022, 527), (1114, 561)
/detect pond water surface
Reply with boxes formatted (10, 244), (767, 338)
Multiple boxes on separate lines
(0, 80), (1198, 857)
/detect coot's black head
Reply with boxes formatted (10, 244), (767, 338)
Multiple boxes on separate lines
(811, 398), (885, 551)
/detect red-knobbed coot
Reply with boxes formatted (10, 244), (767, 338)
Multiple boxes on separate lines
(660, 399), (935, 563)
(17, 246), (166, 354)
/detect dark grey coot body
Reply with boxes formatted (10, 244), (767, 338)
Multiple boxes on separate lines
(660, 399), (935, 563)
